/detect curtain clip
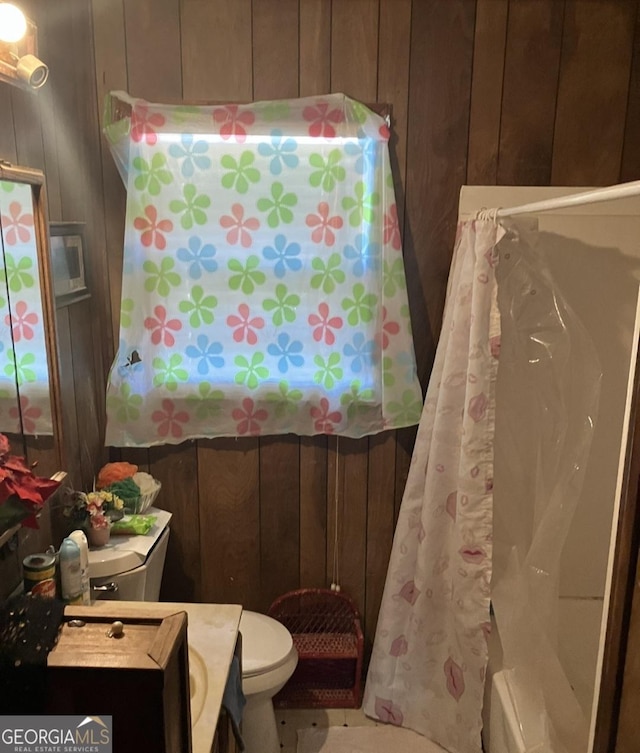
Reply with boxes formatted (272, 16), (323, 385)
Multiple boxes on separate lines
(474, 207), (502, 225)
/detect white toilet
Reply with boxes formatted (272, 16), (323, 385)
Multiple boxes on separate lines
(239, 610), (298, 753)
(86, 507), (172, 600)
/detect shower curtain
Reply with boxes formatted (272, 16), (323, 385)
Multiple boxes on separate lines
(364, 219), (504, 753)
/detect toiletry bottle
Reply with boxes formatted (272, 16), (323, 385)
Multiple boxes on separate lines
(59, 537), (83, 605)
(69, 529), (90, 604)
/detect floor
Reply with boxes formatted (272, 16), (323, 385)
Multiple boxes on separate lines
(275, 707), (380, 753)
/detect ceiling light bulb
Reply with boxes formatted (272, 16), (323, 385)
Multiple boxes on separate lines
(0, 3), (27, 44)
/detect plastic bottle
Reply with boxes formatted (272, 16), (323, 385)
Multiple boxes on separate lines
(69, 529), (90, 604)
(59, 537), (83, 604)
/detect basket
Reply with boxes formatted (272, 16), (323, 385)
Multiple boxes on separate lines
(268, 588), (364, 709)
(126, 481), (161, 514)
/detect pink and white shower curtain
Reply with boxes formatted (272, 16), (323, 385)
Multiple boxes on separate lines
(364, 219), (505, 753)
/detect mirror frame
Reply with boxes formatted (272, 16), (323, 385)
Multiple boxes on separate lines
(0, 162), (64, 472)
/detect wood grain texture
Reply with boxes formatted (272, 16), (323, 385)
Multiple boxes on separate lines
(259, 435), (300, 610)
(365, 431), (396, 650)
(330, 0), (379, 100)
(299, 436), (328, 587)
(253, 0), (299, 100)
(299, 0), (331, 97)
(124, 0), (182, 101)
(377, 0), (411, 226)
(181, 0), (252, 101)
(621, 3), (640, 182)
(467, 0), (508, 185)
(0, 87), (18, 162)
(151, 442), (201, 602)
(403, 0), (476, 386)
(198, 438), (261, 608)
(552, 0), (636, 185)
(498, 0), (565, 185)
(91, 0), (129, 349)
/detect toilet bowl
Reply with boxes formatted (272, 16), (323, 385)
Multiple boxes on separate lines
(240, 610), (298, 753)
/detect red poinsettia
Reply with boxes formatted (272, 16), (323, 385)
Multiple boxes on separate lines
(0, 434), (61, 531)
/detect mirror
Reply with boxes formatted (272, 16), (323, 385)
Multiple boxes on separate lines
(0, 163), (63, 475)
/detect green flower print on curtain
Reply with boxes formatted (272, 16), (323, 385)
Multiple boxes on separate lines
(104, 92), (423, 446)
(0, 181), (53, 435)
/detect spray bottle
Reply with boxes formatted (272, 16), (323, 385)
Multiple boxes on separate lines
(59, 536), (83, 605)
(69, 529), (90, 604)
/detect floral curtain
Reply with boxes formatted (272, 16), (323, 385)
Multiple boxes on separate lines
(0, 180), (53, 436)
(364, 220), (503, 753)
(103, 92), (422, 446)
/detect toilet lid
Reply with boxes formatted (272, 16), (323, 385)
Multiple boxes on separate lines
(240, 611), (294, 677)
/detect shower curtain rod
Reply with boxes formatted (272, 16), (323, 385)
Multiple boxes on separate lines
(496, 178), (640, 218)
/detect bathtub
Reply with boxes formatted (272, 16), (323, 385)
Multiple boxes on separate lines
(482, 598), (602, 753)
(482, 616), (527, 753)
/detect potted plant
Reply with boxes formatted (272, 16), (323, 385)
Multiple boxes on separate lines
(63, 489), (125, 548)
(0, 433), (61, 539)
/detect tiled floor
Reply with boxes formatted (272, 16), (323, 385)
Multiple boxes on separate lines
(275, 707), (380, 753)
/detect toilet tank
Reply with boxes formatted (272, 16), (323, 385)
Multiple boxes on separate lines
(87, 508), (172, 601)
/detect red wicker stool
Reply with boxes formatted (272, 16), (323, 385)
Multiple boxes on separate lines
(267, 588), (364, 709)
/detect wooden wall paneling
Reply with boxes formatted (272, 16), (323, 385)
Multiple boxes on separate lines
(497, 0), (565, 186)
(552, 0), (636, 186)
(466, 0), (509, 185)
(124, 0), (182, 101)
(29, 0), (63, 221)
(258, 436), (300, 611)
(91, 0), (128, 351)
(298, 0), (332, 592)
(403, 0), (476, 385)
(364, 431), (396, 651)
(56, 306), (83, 489)
(125, 0), (200, 601)
(198, 438), (261, 607)
(69, 0), (111, 442)
(621, 3), (640, 182)
(251, 0), (301, 612)
(330, 0), (379, 100)
(120, 447), (151, 475)
(299, 0), (331, 97)
(328, 0), (380, 617)
(68, 299), (103, 489)
(367, 0), (412, 648)
(0, 86), (18, 162)
(328, 438), (369, 617)
(377, 0), (411, 223)
(10, 89), (45, 171)
(151, 442), (201, 601)
(616, 544), (640, 753)
(299, 436), (328, 587)
(252, 0), (299, 100)
(180, 0), (253, 101)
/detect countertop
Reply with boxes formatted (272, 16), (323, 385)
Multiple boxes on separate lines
(63, 600), (243, 753)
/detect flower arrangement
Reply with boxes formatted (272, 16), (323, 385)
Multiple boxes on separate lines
(0, 433), (61, 537)
(63, 489), (124, 532)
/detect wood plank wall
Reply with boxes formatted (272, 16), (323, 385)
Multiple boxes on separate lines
(0, 0), (107, 598)
(1, 1), (639, 647)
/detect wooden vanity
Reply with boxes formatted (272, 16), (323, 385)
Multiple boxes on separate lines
(48, 601), (243, 753)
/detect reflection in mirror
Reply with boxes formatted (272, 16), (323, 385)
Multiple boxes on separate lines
(0, 164), (63, 477)
(0, 179), (53, 437)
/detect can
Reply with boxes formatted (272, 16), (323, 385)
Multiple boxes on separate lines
(23, 552), (57, 598)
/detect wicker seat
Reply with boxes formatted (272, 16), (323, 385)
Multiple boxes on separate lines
(267, 588), (364, 709)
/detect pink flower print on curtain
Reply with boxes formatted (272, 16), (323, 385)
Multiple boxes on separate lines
(103, 92), (423, 446)
(220, 204), (260, 247)
(213, 105), (255, 143)
(1, 201), (33, 245)
(364, 220), (504, 753)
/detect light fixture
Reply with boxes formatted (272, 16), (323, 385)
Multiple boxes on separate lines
(0, 3), (48, 90)
(0, 3), (27, 43)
